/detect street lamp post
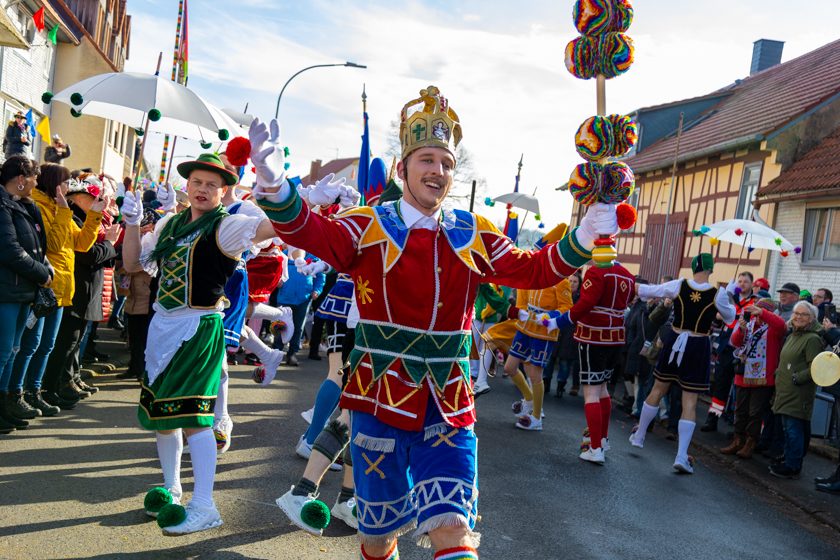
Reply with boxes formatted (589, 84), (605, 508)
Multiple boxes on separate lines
(274, 61), (367, 119)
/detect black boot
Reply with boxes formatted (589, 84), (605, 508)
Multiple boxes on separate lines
(25, 390), (60, 417)
(0, 412), (13, 434)
(0, 392), (29, 429)
(7, 391), (40, 419)
(815, 465), (840, 485)
(76, 378), (99, 394)
(700, 413), (719, 433)
(43, 390), (77, 410)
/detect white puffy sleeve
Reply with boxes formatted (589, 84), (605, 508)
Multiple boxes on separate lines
(216, 213), (262, 259)
(139, 213), (175, 276)
(638, 278), (682, 300)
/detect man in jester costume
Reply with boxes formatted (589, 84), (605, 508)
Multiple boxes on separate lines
(120, 151), (290, 535)
(250, 85), (620, 560)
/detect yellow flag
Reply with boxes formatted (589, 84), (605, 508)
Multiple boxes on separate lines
(36, 116), (51, 143)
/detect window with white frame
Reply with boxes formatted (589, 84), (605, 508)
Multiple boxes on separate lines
(735, 162), (762, 220)
(803, 206), (840, 267)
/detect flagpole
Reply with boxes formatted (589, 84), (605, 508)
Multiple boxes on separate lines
(159, 0), (186, 183)
(132, 52), (164, 190)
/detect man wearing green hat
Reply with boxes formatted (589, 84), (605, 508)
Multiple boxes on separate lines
(121, 152), (287, 535)
(629, 252), (737, 474)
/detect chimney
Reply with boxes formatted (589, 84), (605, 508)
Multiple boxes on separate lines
(750, 39), (784, 75)
(309, 159), (322, 182)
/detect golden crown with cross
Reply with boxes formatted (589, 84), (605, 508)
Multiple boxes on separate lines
(399, 85), (462, 161)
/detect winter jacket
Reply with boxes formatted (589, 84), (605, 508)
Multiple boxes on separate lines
(31, 188), (102, 307)
(730, 308), (786, 387)
(0, 189), (51, 303)
(624, 298), (655, 375)
(3, 122), (31, 158)
(275, 253), (326, 306)
(68, 202), (117, 321)
(44, 144), (71, 164)
(772, 323), (825, 420)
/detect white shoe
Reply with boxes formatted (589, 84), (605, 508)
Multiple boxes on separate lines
(301, 407), (314, 424)
(144, 487), (181, 518)
(511, 398), (533, 417)
(213, 415), (234, 454)
(271, 307), (296, 344)
(257, 349), (285, 386)
(601, 437), (610, 452)
(276, 488), (326, 536)
(162, 502), (223, 535)
(515, 414), (542, 431)
(673, 455), (695, 474)
(331, 498), (358, 529)
(295, 435), (313, 460)
(579, 447), (606, 465)
(473, 380), (491, 396)
(629, 427), (644, 449)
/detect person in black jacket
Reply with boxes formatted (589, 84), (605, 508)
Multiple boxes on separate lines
(42, 177), (120, 404)
(3, 112), (31, 159)
(0, 156), (52, 432)
(44, 134), (71, 164)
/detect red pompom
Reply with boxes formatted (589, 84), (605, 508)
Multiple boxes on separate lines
(225, 136), (251, 167)
(616, 202), (637, 230)
(734, 228), (744, 236)
(780, 250), (789, 257)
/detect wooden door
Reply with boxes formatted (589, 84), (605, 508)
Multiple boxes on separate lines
(639, 213), (687, 282)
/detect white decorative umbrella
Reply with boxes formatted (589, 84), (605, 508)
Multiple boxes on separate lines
(701, 219), (796, 252)
(51, 72), (243, 142)
(493, 192), (540, 215)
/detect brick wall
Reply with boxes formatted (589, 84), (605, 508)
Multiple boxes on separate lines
(768, 199), (840, 293)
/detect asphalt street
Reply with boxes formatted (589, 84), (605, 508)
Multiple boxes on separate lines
(1, 336), (840, 560)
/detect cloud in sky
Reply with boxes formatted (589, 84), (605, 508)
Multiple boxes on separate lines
(125, 0), (838, 228)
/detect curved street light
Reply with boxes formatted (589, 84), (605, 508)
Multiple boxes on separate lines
(274, 61), (367, 119)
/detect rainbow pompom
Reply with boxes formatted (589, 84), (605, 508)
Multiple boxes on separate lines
(601, 162), (635, 203)
(610, 0), (634, 32)
(598, 33), (634, 78)
(608, 114), (638, 156)
(575, 115), (614, 161)
(568, 162), (602, 206)
(573, 0), (612, 36)
(565, 36), (598, 80)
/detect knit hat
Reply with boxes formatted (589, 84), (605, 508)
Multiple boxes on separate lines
(754, 277), (770, 290)
(755, 298), (776, 312)
(691, 253), (714, 273)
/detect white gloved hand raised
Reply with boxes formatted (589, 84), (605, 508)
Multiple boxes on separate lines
(297, 260), (330, 276)
(576, 202), (619, 250)
(307, 173), (348, 206)
(120, 191), (143, 226)
(518, 309), (530, 322)
(337, 184), (361, 208)
(156, 183), (177, 213)
(249, 118), (288, 203)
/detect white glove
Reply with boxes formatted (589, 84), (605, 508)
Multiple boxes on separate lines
(338, 184), (361, 208)
(545, 318), (559, 331)
(517, 309), (530, 322)
(120, 191), (143, 226)
(297, 260), (330, 276)
(156, 183), (177, 213)
(293, 256), (307, 269)
(249, 118), (289, 202)
(308, 173), (348, 206)
(296, 184), (313, 205)
(576, 202), (619, 250)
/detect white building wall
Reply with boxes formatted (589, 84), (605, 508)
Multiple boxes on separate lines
(769, 199), (840, 294)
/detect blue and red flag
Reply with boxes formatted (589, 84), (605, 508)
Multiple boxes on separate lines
(366, 157), (387, 207)
(358, 111), (370, 203)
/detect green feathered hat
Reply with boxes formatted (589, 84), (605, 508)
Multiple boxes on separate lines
(177, 153), (238, 186)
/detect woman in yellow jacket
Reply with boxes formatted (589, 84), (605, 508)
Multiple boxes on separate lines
(10, 163), (102, 415)
(506, 278), (573, 431)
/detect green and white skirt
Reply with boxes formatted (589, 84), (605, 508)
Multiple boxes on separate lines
(138, 314), (225, 431)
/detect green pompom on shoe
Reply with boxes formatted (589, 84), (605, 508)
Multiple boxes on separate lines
(144, 487), (172, 516)
(156, 503), (187, 528)
(300, 499), (331, 530)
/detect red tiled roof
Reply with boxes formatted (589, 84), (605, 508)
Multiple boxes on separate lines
(627, 38), (840, 173)
(757, 126), (840, 197)
(300, 157), (358, 185)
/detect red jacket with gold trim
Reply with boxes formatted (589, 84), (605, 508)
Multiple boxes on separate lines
(569, 263), (635, 346)
(260, 193), (592, 431)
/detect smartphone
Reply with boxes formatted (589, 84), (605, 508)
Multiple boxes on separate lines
(743, 311), (751, 321)
(827, 303), (837, 324)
